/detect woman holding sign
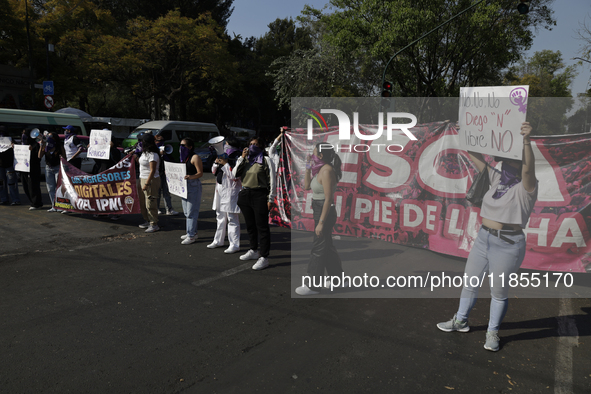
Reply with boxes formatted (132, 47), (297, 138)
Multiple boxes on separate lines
(437, 122), (538, 352)
(179, 138), (203, 245)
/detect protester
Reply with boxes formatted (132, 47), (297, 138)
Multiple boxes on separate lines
(179, 138), (203, 245)
(0, 126), (21, 205)
(295, 143), (344, 295)
(154, 132), (179, 216)
(437, 122), (537, 352)
(19, 129), (43, 210)
(233, 136), (276, 270)
(208, 137), (242, 253)
(134, 133), (160, 233)
(38, 132), (66, 212)
(268, 128), (284, 172)
(62, 125), (84, 170)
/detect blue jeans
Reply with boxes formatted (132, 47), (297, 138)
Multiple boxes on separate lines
(457, 227), (526, 332)
(181, 179), (202, 238)
(45, 165), (60, 206)
(0, 166), (20, 203)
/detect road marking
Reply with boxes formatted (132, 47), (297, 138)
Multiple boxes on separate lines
(191, 263), (252, 287)
(554, 298), (579, 394)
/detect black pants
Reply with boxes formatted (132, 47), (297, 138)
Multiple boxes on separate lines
(69, 158), (82, 170)
(237, 188), (270, 257)
(307, 199), (343, 289)
(21, 170), (43, 208)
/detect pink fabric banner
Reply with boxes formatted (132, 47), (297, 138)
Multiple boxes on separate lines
(274, 122), (591, 273)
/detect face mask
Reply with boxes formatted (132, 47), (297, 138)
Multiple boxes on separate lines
(308, 154), (325, 177)
(180, 146), (192, 163)
(492, 161), (521, 199)
(45, 136), (56, 152)
(248, 144), (264, 166)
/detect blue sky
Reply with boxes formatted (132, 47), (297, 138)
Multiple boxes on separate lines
(226, 0), (591, 96)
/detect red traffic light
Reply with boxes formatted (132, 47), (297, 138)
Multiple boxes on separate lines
(383, 81), (393, 91)
(382, 80), (393, 97)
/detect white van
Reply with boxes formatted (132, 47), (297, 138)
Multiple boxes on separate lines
(122, 120), (220, 162)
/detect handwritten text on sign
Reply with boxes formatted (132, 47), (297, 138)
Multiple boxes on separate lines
(459, 85), (529, 159)
(87, 129), (112, 160)
(164, 162), (187, 199)
(13, 145), (31, 172)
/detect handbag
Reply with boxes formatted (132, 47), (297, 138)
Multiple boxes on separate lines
(466, 165), (490, 206)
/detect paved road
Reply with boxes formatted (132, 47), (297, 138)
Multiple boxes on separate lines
(1, 174), (589, 393)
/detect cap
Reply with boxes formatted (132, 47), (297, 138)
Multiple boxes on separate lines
(63, 125), (75, 131)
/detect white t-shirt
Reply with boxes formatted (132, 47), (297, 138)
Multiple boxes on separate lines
(139, 152), (160, 179)
(64, 135), (82, 161)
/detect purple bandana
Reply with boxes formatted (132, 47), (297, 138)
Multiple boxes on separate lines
(225, 146), (240, 156)
(248, 145), (264, 166)
(180, 146), (193, 163)
(492, 162), (521, 199)
(308, 154), (325, 177)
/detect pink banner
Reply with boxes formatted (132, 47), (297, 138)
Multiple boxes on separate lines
(275, 122), (591, 273)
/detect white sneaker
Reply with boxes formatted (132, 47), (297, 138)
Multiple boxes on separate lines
(47, 207), (57, 212)
(181, 234), (197, 240)
(207, 242), (223, 249)
(251, 257), (269, 270)
(157, 210), (163, 215)
(240, 249), (260, 261)
(145, 225), (159, 233)
(166, 210), (179, 216)
(224, 246), (240, 254)
(181, 236), (196, 245)
(295, 285), (320, 296)
(138, 221), (150, 229)
(61, 210), (68, 214)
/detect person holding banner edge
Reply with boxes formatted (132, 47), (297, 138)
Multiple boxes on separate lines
(178, 138), (203, 245)
(135, 133), (161, 233)
(437, 122), (538, 352)
(295, 142), (344, 296)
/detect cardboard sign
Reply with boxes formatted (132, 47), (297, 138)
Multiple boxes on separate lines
(87, 129), (112, 160)
(0, 137), (12, 153)
(458, 85), (529, 159)
(164, 162), (187, 199)
(13, 145), (31, 172)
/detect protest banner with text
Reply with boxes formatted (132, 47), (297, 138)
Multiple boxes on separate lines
(13, 145), (31, 172)
(164, 162), (187, 199)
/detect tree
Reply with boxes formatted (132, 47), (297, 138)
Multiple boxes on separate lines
(303, 0), (556, 97)
(505, 50), (576, 135)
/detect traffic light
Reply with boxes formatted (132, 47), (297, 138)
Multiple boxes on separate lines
(517, 0), (529, 14)
(381, 81), (393, 97)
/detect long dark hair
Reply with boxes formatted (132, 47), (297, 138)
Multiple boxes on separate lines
(141, 133), (159, 154)
(316, 142), (342, 181)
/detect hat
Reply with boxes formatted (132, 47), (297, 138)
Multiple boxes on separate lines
(63, 125), (75, 131)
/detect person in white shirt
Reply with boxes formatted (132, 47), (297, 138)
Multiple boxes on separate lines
(134, 133), (160, 233)
(208, 137), (242, 253)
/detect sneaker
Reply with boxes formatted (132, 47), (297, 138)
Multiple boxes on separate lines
(181, 236), (196, 245)
(61, 210), (69, 214)
(224, 246), (240, 254)
(47, 207), (58, 212)
(138, 221), (150, 229)
(295, 285), (320, 296)
(240, 249), (260, 261)
(166, 210), (179, 216)
(180, 234), (197, 240)
(484, 331), (500, 352)
(29, 206), (43, 210)
(110, 215), (120, 221)
(10, 202), (21, 206)
(145, 224), (159, 233)
(157, 210), (163, 215)
(207, 242), (223, 249)
(436, 313), (470, 333)
(251, 256), (269, 270)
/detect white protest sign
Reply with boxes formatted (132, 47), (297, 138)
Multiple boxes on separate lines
(164, 162), (187, 199)
(459, 85), (529, 160)
(87, 129), (112, 160)
(0, 137), (12, 153)
(13, 145), (31, 172)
